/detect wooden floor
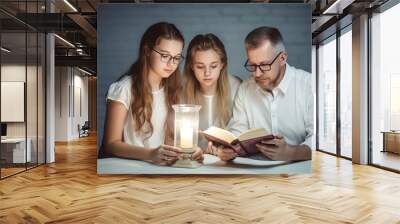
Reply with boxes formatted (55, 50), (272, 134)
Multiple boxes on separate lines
(373, 150), (400, 171)
(1, 163), (46, 178)
(1, 167), (26, 178)
(1, 135), (400, 224)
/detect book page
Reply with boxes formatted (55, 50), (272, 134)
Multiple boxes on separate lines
(237, 128), (269, 141)
(203, 126), (237, 144)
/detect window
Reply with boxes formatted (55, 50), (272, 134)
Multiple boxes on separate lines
(317, 36), (337, 154)
(0, 1), (47, 179)
(339, 28), (352, 158)
(371, 3), (400, 171)
(312, 45), (317, 150)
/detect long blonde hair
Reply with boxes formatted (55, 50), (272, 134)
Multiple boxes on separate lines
(183, 34), (231, 128)
(128, 22), (183, 143)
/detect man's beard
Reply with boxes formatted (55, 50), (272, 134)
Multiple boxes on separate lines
(259, 68), (281, 91)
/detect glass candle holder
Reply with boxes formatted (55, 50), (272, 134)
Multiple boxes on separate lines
(172, 104), (202, 168)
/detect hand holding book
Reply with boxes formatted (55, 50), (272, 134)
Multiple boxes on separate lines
(201, 126), (275, 156)
(206, 141), (238, 161)
(255, 136), (312, 161)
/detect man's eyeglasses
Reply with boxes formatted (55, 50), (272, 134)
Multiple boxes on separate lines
(244, 51), (282, 73)
(152, 48), (184, 65)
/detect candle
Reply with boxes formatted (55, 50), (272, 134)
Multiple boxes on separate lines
(180, 123), (193, 149)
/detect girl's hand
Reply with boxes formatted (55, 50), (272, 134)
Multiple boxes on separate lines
(190, 146), (204, 163)
(207, 141), (237, 161)
(149, 144), (181, 166)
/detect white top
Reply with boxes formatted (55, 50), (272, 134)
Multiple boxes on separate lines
(227, 64), (314, 148)
(107, 75), (167, 149)
(199, 75), (241, 131)
(198, 75), (241, 148)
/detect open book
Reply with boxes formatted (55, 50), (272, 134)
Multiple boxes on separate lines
(201, 126), (274, 156)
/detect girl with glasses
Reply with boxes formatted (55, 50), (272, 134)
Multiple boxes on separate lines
(102, 22), (203, 166)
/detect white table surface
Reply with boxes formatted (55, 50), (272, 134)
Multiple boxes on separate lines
(97, 154), (311, 174)
(1, 138), (26, 143)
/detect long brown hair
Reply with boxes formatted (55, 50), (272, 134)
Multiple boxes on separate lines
(183, 34), (232, 128)
(128, 22), (184, 142)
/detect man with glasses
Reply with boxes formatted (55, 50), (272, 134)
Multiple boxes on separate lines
(210, 26), (313, 161)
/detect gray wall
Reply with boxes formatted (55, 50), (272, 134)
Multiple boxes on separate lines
(97, 3), (311, 149)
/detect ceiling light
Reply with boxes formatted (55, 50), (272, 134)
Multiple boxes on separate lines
(78, 67), (92, 76)
(63, 0), (78, 12)
(322, 0), (354, 15)
(54, 34), (75, 48)
(1, 47), (11, 53)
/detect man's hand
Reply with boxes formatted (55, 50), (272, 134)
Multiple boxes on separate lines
(256, 135), (311, 161)
(207, 141), (238, 161)
(256, 135), (295, 161)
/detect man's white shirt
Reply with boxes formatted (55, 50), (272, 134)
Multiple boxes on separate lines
(227, 63), (314, 148)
